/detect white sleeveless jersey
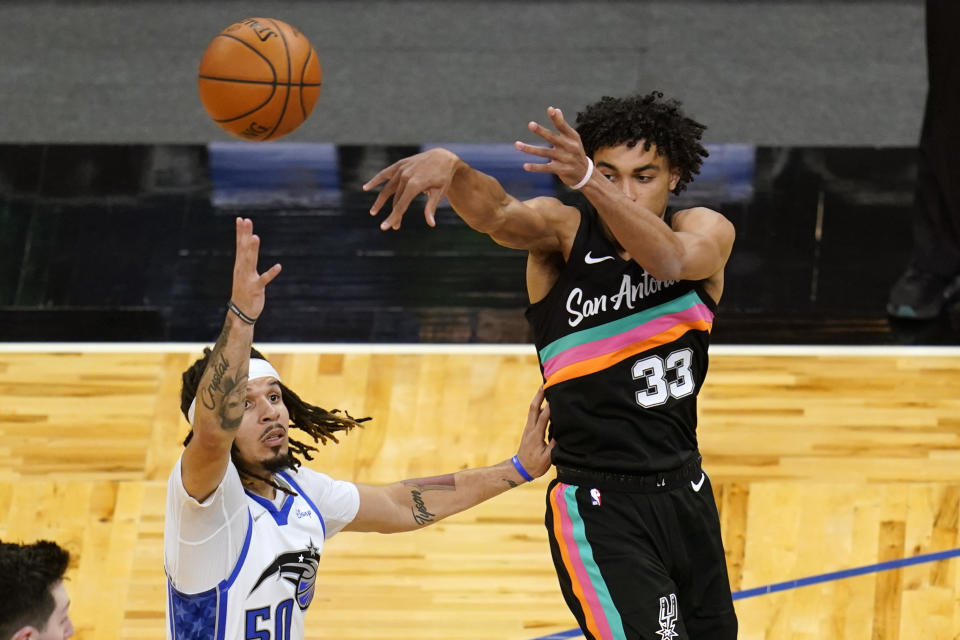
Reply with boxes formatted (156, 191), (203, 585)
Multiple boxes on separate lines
(164, 457), (359, 640)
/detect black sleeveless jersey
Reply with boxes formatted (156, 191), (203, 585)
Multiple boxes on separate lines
(525, 198), (718, 474)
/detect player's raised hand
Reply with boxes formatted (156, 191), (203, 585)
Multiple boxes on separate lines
(515, 386), (556, 480)
(363, 148), (461, 230)
(514, 107), (592, 188)
(231, 217), (282, 323)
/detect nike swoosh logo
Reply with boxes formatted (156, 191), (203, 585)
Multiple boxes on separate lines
(584, 251), (615, 265)
(691, 472), (706, 492)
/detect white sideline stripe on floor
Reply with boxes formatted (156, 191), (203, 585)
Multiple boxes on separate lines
(0, 343), (959, 357)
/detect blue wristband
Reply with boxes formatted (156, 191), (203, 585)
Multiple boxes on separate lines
(511, 455), (534, 482)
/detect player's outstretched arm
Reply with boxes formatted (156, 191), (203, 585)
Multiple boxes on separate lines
(363, 148), (578, 254)
(344, 387), (555, 533)
(180, 218), (282, 502)
(518, 107), (734, 283)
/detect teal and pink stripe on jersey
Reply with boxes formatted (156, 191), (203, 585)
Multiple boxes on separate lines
(539, 290), (714, 389)
(548, 482), (627, 640)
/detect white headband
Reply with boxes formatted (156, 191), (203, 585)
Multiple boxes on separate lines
(187, 358), (282, 425)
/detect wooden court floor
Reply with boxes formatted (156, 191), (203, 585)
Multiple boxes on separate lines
(1, 346), (959, 639)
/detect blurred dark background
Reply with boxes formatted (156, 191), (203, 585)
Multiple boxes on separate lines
(3, 0), (955, 344)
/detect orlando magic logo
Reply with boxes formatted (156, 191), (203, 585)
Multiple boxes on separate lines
(250, 539), (321, 610)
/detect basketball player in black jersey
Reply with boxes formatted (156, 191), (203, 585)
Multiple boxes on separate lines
(365, 92), (737, 639)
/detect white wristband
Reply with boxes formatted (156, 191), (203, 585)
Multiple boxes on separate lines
(571, 157), (594, 190)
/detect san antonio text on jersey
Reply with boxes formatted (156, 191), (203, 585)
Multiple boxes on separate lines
(526, 199), (717, 475)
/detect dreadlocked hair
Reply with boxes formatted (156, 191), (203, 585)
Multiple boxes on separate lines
(575, 91), (708, 195)
(180, 347), (369, 495)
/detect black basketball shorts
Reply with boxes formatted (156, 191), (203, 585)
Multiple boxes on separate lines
(544, 460), (738, 639)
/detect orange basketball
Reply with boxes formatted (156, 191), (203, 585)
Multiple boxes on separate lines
(198, 17), (322, 141)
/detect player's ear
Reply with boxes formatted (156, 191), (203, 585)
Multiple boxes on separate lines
(11, 626), (39, 640)
(668, 165), (681, 192)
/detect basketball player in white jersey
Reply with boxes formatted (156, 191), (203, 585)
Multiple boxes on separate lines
(164, 217), (554, 639)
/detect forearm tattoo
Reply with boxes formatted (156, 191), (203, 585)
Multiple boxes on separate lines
(199, 319), (249, 431)
(402, 474), (455, 526)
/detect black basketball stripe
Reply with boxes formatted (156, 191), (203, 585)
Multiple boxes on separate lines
(210, 34), (277, 84)
(201, 34), (279, 123)
(262, 19), (293, 141)
(300, 47), (323, 120)
(203, 75), (278, 123)
(207, 87), (279, 123)
(199, 75), (321, 88)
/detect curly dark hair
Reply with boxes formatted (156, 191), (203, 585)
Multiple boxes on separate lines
(180, 347), (369, 495)
(575, 91), (708, 194)
(0, 539), (69, 636)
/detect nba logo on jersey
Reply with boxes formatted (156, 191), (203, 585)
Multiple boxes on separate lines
(589, 488), (602, 506)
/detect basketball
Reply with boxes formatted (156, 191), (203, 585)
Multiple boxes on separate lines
(198, 17), (322, 141)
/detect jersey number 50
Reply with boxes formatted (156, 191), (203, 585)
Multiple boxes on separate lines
(631, 348), (695, 408)
(246, 599), (294, 640)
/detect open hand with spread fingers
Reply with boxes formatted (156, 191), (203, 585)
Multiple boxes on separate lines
(363, 148), (461, 230)
(230, 217), (282, 324)
(514, 386), (556, 480)
(514, 106), (594, 189)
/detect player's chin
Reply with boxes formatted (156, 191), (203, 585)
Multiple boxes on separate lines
(264, 439), (289, 458)
(259, 447), (291, 474)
